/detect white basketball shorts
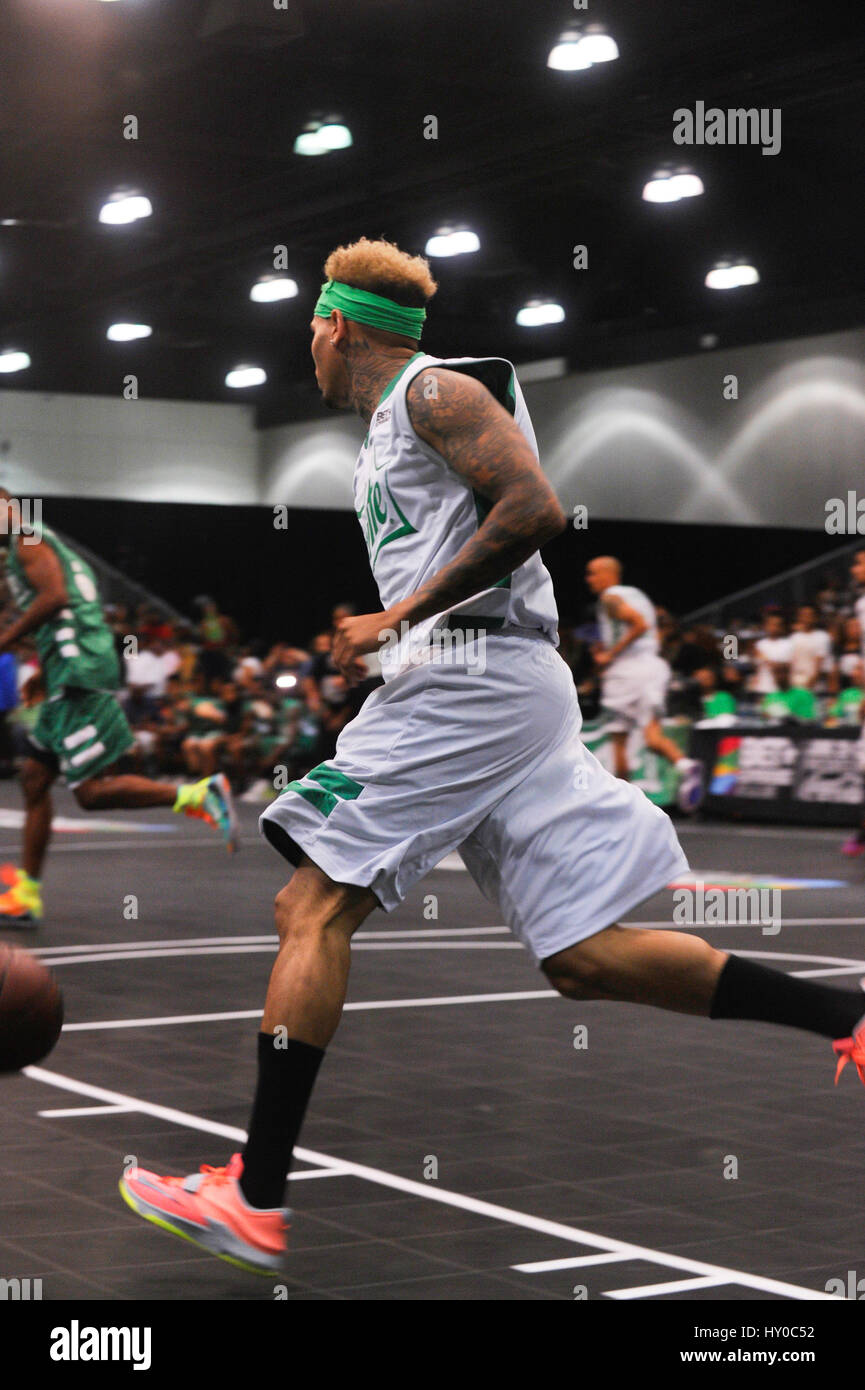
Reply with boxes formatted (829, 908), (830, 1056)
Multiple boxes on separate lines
(601, 654), (672, 732)
(260, 634), (688, 963)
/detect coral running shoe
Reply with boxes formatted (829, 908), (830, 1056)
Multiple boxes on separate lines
(119, 1152), (289, 1275)
(841, 834), (865, 858)
(0, 865), (42, 925)
(174, 773), (240, 853)
(833, 992), (865, 1086)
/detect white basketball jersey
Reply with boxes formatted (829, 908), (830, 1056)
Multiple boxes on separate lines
(353, 352), (559, 680)
(598, 584), (659, 662)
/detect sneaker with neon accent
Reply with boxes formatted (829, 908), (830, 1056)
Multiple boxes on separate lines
(0, 865), (43, 925)
(119, 1152), (289, 1275)
(174, 773), (240, 853)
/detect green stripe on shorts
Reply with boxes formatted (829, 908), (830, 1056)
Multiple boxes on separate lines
(283, 763), (364, 818)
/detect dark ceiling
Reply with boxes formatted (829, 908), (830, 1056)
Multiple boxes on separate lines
(1, 0), (864, 427)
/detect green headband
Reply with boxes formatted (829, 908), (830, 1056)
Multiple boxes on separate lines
(314, 280), (426, 339)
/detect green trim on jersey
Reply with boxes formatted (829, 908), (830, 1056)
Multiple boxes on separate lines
(363, 351), (426, 447)
(6, 527), (119, 697)
(358, 468), (418, 567)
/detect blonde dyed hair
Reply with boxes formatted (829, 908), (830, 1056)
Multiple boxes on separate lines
(323, 237), (438, 308)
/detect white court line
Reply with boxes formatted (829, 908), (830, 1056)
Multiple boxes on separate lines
(48, 949), (865, 1033)
(514, 1252), (628, 1273)
(30, 926), (511, 959)
(22, 1065), (838, 1301)
(25, 921), (865, 968)
(289, 1166), (351, 1182)
(38, 1104), (135, 1118)
(60, 990), (558, 1033)
(606, 1274), (729, 1299)
(41, 941), (524, 967)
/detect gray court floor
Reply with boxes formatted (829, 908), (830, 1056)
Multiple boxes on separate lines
(0, 784), (863, 1302)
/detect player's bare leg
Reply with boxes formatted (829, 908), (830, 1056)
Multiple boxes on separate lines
(261, 857), (378, 1044)
(608, 729), (630, 780)
(20, 757), (56, 882)
(542, 923), (865, 1041)
(543, 924), (726, 1013)
(73, 772), (178, 810)
(644, 717), (687, 767)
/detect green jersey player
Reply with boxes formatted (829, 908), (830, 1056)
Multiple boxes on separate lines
(0, 499), (238, 923)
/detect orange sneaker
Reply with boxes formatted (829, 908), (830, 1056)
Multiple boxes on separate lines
(119, 1153), (289, 1275)
(833, 1013), (865, 1086)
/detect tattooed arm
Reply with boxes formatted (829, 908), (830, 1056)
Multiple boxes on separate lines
(332, 368), (566, 677)
(399, 368), (565, 623)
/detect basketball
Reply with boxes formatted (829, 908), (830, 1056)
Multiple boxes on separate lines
(0, 944), (64, 1072)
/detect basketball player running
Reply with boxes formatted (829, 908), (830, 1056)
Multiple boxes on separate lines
(120, 239), (865, 1275)
(841, 548), (865, 856)
(585, 556), (703, 811)
(0, 502), (238, 923)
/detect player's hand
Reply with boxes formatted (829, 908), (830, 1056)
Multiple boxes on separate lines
(332, 611), (391, 685)
(593, 648), (613, 670)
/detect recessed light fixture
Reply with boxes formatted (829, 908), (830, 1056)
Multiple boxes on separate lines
(705, 262), (759, 290)
(642, 170), (704, 203)
(547, 26), (618, 70)
(516, 300), (565, 327)
(225, 365), (267, 388)
(424, 228), (480, 258)
(0, 350), (31, 373)
(107, 323), (152, 341)
(250, 276), (299, 303)
(294, 121), (353, 156)
(99, 192), (153, 225)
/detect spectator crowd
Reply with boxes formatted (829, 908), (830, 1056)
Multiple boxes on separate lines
(0, 556), (862, 795)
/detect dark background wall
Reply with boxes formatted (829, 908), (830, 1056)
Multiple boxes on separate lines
(39, 497), (857, 645)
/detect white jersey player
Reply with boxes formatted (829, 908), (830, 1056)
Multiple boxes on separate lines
(119, 240), (865, 1278)
(585, 556), (703, 812)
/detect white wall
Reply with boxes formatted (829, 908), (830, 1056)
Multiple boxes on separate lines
(5, 323), (865, 524)
(0, 391), (258, 504)
(259, 414), (362, 510)
(258, 325), (865, 529)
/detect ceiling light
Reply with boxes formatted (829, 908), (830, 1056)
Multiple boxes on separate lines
(642, 170), (704, 203)
(548, 27), (618, 70)
(107, 323), (152, 341)
(516, 301), (565, 327)
(316, 122), (352, 151)
(705, 262), (759, 290)
(547, 32), (592, 70)
(424, 228), (480, 258)
(225, 365), (266, 388)
(294, 121), (353, 156)
(576, 30), (619, 63)
(250, 276), (299, 303)
(99, 192), (153, 225)
(0, 350), (31, 373)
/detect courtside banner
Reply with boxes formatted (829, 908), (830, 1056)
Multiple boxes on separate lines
(690, 724), (863, 826)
